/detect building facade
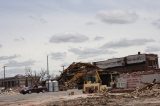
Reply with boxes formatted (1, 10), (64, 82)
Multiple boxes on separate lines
(93, 53), (159, 88)
(0, 75), (40, 88)
(93, 53), (159, 73)
(116, 70), (160, 89)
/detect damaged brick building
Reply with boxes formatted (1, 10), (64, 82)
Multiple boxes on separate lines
(93, 52), (159, 89)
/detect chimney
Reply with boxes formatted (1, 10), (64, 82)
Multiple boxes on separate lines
(138, 52), (141, 55)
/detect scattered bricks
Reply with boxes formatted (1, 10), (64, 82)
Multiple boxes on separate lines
(46, 93), (132, 106)
(131, 83), (160, 98)
(0, 87), (20, 95)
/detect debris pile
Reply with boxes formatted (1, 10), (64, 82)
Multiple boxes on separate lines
(0, 87), (20, 95)
(58, 62), (101, 90)
(50, 82), (160, 105)
(48, 96), (109, 106)
(0, 87), (5, 94)
(47, 93), (133, 106)
(131, 83), (160, 97)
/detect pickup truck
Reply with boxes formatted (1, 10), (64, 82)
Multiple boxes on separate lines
(20, 86), (48, 94)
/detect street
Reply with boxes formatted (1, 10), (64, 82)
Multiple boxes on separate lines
(0, 89), (84, 106)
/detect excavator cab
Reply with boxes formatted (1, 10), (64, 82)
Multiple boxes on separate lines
(84, 76), (96, 83)
(83, 71), (107, 93)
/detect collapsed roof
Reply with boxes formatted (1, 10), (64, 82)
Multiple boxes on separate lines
(57, 62), (101, 90)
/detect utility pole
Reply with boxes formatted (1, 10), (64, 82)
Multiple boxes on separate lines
(61, 65), (65, 72)
(3, 66), (7, 88)
(47, 55), (49, 79)
(47, 55), (50, 92)
(61, 65), (66, 81)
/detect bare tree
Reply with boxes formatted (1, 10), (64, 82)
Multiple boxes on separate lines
(25, 67), (46, 87)
(24, 67), (33, 87)
(25, 67), (32, 77)
(39, 68), (47, 81)
(25, 67), (40, 86)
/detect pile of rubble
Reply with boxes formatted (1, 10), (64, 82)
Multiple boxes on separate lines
(131, 83), (160, 97)
(0, 87), (20, 95)
(47, 93), (133, 106)
(48, 88), (160, 106)
(58, 62), (101, 90)
(46, 82), (160, 106)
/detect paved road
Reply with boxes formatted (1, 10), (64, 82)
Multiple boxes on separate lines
(0, 89), (83, 106)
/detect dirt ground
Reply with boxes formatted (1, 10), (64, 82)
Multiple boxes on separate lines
(46, 93), (160, 106)
(0, 89), (87, 106)
(1, 89), (160, 106)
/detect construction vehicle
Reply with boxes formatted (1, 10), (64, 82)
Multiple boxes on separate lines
(83, 70), (107, 93)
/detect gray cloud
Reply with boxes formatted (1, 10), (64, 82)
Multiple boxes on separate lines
(39, 18), (47, 24)
(5, 60), (35, 67)
(152, 19), (160, 28)
(50, 52), (67, 60)
(145, 46), (160, 52)
(69, 47), (116, 59)
(29, 15), (47, 24)
(14, 37), (25, 42)
(101, 38), (154, 49)
(49, 33), (89, 43)
(86, 21), (96, 25)
(0, 44), (2, 48)
(94, 36), (104, 41)
(0, 55), (20, 61)
(96, 10), (138, 24)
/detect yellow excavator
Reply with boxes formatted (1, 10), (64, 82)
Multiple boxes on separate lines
(83, 70), (107, 93)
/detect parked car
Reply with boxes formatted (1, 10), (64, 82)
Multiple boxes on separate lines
(20, 86), (48, 94)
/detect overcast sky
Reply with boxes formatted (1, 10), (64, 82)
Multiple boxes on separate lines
(0, 0), (160, 78)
